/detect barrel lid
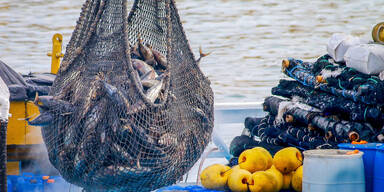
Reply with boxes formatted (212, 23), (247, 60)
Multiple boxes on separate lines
(338, 143), (383, 150)
(303, 149), (363, 159)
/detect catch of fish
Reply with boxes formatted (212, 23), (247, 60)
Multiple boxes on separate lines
(27, 0), (215, 191)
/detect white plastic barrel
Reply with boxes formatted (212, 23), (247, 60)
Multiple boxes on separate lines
(303, 149), (365, 192)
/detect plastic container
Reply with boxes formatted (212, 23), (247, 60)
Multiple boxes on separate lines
(44, 176), (72, 192)
(339, 143), (383, 192)
(7, 178), (13, 192)
(374, 145), (384, 192)
(16, 173), (44, 192)
(303, 149), (365, 192)
(157, 185), (222, 192)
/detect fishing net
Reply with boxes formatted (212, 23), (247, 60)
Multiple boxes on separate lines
(34, 0), (214, 191)
(0, 76), (9, 192)
(283, 55), (384, 105)
(0, 121), (7, 192)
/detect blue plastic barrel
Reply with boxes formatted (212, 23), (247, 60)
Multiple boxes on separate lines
(44, 176), (72, 192)
(374, 145), (384, 192)
(303, 149), (365, 192)
(339, 143), (383, 192)
(7, 179), (12, 192)
(157, 185), (223, 192)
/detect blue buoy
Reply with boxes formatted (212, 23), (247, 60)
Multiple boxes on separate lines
(374, 145), (384, 192)
(338, 143), (383, 192)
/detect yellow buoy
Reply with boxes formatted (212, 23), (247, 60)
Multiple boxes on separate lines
(372, 22), (384, 44)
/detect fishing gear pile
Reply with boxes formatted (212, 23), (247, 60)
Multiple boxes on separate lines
(244, 54), (384, 152)
(30, 0), (214, 191)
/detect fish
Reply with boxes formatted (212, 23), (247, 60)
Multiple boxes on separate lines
(146, 79), (163, 103)
(142, 72), (166, 89)
(102, 81), (131, 111)
(138, 36), (155, 62)
(130, 43), (142, 60)
(196, 46), (211, 64)
(151, 48), (168, 70)
(140, 69), (158, 81)
(132, 59), (157, 77)
(27, 111), (54, 126)
(34, 94), (74, 113)
(142, 79), (160, 89)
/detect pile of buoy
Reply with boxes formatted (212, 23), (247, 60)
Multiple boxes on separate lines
(200, 147), (303, 192)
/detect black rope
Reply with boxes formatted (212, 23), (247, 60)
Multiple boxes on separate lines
(0, 121), (8, 192)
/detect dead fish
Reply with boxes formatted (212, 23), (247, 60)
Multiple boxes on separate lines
(146, 79), (163, 103)
(151, 48), (168, 70)
(27, 111), (54, 126)
(196, 46), (211, 64)
(142, 79), (160, 89)
(133, 70), (144, 91)
(102, 81), (131, 110)
(130, 43), (142, 60)
(140, 69), (158, 81)
(132, 59), (157, 77)
(142, 72), (166, 88)
(34, 94), (74, 113)
(145, 58), (157, 67)
(138, 36), (154, 62)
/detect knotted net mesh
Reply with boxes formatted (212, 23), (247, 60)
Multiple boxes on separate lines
(37, 0), (214, 191)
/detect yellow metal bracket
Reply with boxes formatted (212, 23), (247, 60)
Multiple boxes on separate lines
(47, 33), (64, 74)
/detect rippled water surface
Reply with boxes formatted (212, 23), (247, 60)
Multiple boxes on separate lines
(1, 0), (384, 103)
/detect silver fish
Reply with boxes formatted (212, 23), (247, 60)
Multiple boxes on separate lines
(142, 79), (160, 89)
(140, 69), (158, 81)
(146, 79), (163, 103)
(132, 59), (156, 77)
(102, 81), (131, 110)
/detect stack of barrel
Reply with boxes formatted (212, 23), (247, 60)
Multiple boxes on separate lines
(248, 54), (384, 151)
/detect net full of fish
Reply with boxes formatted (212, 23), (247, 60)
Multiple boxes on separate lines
(28, 0), (214, 191)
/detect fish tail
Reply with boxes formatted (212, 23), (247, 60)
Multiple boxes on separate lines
(199, 46), (211, 58)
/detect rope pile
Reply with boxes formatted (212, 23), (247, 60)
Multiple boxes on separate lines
(247, 54), (384, 151)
